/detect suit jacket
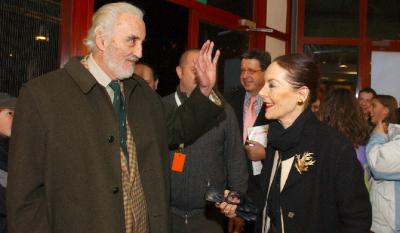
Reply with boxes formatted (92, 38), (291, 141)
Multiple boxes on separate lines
(224, 87), (269, 207)
(255, 109), (371, 233)
(7, 57), (223, 233)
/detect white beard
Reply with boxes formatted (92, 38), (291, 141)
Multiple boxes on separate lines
(104, 45), (135, 80)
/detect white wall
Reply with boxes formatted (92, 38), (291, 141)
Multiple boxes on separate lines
(371, 51), (400, 102)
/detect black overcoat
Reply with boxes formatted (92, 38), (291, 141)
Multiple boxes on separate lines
(254, 110), (371, 233)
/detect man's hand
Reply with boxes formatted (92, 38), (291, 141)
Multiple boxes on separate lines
(194, 40), (221, 96)
(245, 140), (266, 161)
(228, 217), (245, 233)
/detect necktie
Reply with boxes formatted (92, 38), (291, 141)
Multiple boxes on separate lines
(109, 80), (129, 162)
(243, 96), (257, 142)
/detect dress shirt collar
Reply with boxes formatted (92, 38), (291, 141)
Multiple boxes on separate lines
(86, 54), (113, 88)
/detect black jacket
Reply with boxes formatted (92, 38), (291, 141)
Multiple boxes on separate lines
(224, 87), (270, 206)
(254, 108), (371, 233)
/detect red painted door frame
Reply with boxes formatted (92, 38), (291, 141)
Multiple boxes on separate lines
(168, 0), (267, 50)
(58, 0), (94, 67)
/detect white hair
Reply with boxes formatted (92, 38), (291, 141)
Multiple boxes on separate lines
(84, 2), (144, 53)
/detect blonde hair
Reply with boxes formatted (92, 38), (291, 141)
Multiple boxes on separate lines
(84, 2), (144, 52)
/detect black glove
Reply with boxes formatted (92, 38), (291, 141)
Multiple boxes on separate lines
(204, 187), (259, 221)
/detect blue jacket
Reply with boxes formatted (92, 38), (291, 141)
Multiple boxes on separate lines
(366, 132), (400, 233)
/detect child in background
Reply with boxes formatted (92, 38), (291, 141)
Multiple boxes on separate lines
(0, 92), (17, 233)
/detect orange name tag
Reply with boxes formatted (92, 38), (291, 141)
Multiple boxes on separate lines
(171, 152), (186, 173)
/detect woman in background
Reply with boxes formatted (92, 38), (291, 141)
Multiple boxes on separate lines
(366, 94), (399, 233)
(318, 89), (371, 189)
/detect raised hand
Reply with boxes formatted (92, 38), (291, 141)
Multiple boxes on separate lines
(194, 40), (221, 96)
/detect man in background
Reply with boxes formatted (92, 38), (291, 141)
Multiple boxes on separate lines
(164, 49), (248, 233)
(358, 87), (376, 121)
(135, 62), (159, 91)
(224, 49), (271, 233)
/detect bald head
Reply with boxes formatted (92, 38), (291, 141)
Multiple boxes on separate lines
(176, 49), (200, 96)
(135, 63), (158, 90)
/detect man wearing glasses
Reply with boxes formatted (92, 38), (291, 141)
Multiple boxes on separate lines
(224, 49), (271, 233)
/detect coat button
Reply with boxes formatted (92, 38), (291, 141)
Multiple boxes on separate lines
(288, 211), (295, 218)
(112, 187), (119, 194)
(108, 136), (114, 143)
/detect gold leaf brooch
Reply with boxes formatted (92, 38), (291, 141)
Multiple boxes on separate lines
(294, 152), (315, 174)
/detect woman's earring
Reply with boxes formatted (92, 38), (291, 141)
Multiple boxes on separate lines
(297, 99), (304, 105)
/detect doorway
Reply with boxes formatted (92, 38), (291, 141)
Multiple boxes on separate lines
(94, 0), (188, 96)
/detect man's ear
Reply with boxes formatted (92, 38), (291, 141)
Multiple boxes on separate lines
(297, 86), (310, 103)
(154, 79), (159, 90)
(95, 31), (106, 52)
(176, 66), (183, 80)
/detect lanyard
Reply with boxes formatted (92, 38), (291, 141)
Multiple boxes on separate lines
(174, 92), (182, 107)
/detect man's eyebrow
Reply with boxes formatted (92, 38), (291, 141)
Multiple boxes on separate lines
(127, 35), (140, 41)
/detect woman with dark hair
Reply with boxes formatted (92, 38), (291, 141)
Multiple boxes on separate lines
(366, 94), (399, 233)
(370, 95), (398, 127)
(318, 89), (371, 188)
(220, 54), (371, 233)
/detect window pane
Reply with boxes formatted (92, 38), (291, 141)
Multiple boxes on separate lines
(304, 45), (359, 91)
(304, 0), (359, 37)
(0, 0), (60, 96)
(197, 0), (252, 19)
(368, 0), (400, 39)
(199, 22), (249, 93)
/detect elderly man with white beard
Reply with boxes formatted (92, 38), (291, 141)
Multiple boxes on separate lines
(7, 2), (223, 233)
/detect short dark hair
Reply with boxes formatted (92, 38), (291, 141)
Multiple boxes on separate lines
(179, 49), (200, 67)
(359, 87), (376, 96)
(241, 49), (271, 70)
(136, 62), (158, 81)
(274, 53), (320, 105)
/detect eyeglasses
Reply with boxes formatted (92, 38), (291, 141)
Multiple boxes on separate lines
(240, 68), (262, 75)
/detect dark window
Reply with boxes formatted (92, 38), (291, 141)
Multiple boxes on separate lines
(368, 0), (400, 39)
(198, 22), (249, 93)
(0, 0), (60, 96)
(304, 0), (359, 38)
(304, 44), (359, 91)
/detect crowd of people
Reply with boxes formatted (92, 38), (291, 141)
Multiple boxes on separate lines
(1, 2), (400, 233)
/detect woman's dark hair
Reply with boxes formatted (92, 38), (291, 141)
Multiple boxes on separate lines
(318, 89), (371, 146)
(274, 53), (320, 105)
(373, 95), (398, 124)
